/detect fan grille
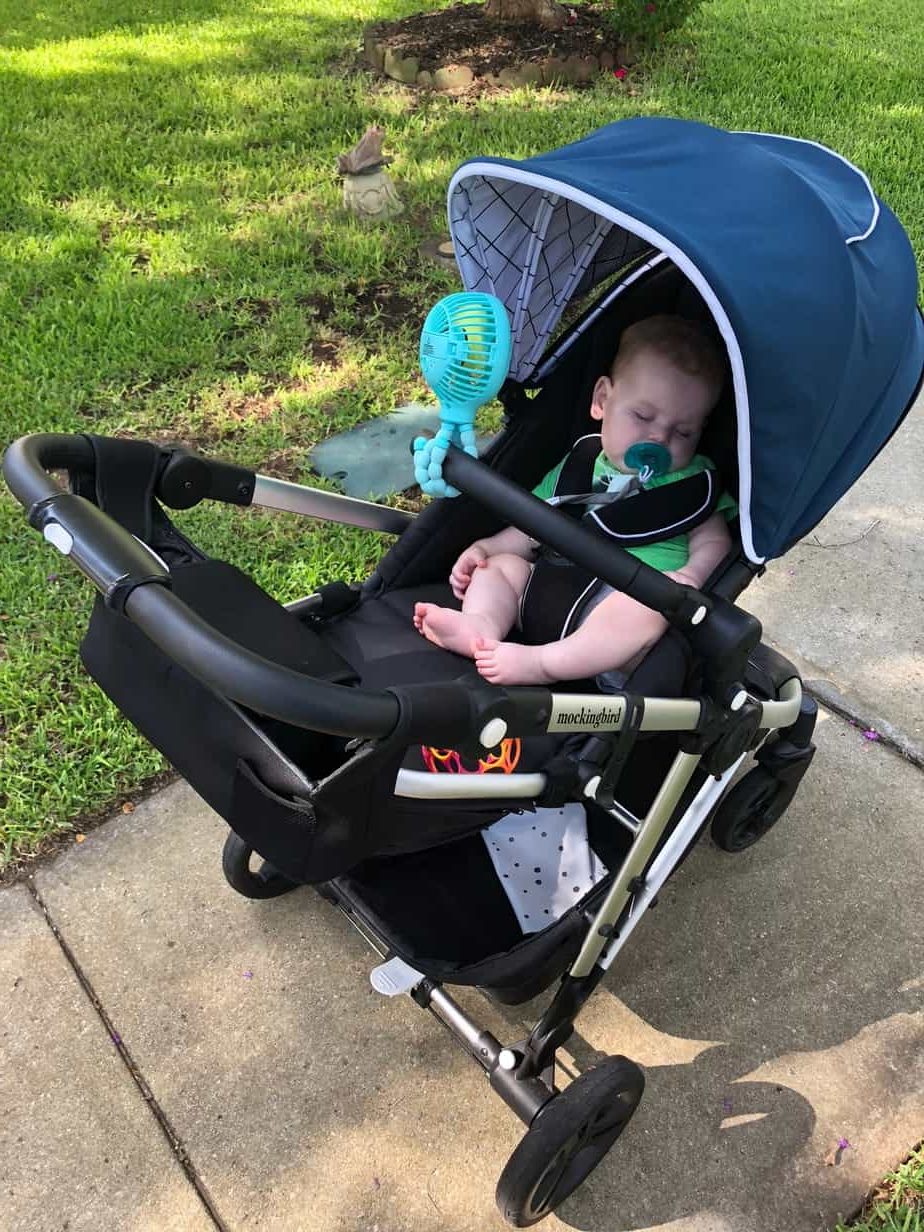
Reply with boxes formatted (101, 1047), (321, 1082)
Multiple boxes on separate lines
(420, 293), (511, 418)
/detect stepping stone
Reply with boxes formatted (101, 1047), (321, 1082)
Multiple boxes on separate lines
(307, 404), (493, 500)
(418, 235), (460, 274)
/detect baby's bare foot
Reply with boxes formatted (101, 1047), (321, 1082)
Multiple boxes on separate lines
(473, 638), (551, 685)
(413, 603), (494, 658)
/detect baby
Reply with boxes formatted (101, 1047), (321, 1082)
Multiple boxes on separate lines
(413, 315), (736, 687)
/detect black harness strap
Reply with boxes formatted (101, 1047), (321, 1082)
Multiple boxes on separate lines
(520, 434), (721, 645)
(587, 468), (716, 547)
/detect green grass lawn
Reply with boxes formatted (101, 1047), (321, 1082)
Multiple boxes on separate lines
(2, 0), (924, 873)
(836, 1144), (923, 1232)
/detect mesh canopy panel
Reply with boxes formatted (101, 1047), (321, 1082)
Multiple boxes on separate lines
(449, 174), (650, 381)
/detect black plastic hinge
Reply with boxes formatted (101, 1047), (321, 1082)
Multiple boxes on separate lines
(410, 978), (437, 1009)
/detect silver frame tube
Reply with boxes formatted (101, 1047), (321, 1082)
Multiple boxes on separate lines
(569, 750), (702, 978)
(392, 683), (802, 804)
(592, 751), (748, 971)
(758, 677), (803, 728)
(251, 474), (414, 535)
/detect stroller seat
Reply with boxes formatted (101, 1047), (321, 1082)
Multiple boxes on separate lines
(81, 529), (690, 891)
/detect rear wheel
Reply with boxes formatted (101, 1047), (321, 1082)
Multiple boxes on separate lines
(710, 766), (799, 852)
(221, 833), (299, 899)
(496, 1055), (644, 1227)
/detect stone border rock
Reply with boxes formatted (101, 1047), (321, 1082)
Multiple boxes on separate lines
(364, 30), (618, 90)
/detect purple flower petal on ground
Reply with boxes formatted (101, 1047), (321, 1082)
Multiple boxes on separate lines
(242, 969), (254, 980)
(111, 1031), (121, 1045)
(862, 729), (879, 741)
(838, 1137), (851, 1150)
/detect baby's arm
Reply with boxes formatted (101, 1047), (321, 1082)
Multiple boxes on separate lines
(666, 512), (732, 588)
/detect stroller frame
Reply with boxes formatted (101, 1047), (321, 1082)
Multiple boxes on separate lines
(5, 401), (815, 1222)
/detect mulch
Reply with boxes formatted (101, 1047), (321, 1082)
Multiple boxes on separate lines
(367, 2), (620, 76)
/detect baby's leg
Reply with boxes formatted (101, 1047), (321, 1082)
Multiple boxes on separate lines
(475, 588), (667, 685)
(540, 590), (667, 681)
(414, 553), (532, 658)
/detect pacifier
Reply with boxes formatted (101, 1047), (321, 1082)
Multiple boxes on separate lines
(624, 442), (671, 484)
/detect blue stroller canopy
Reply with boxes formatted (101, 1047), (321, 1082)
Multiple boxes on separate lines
(447, 118), (924, 563)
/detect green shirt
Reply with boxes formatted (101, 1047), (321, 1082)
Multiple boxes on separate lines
(532, 451), (738, 572)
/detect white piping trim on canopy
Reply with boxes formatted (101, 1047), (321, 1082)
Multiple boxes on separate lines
(733, 131), (880, 245)
(447, 162), (762, 564)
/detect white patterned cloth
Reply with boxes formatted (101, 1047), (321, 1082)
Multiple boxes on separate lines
(482, 803), (608, 933)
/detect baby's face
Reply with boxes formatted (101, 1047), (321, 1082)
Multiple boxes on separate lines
(591, 350), (714, 473)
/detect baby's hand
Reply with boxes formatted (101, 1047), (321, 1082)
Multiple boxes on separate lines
(450, 544), (488, 600)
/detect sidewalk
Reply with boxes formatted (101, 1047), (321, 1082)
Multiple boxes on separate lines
(1, 399), (922, 1232)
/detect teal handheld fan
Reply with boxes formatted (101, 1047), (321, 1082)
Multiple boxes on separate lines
(414, 292), (512, 497)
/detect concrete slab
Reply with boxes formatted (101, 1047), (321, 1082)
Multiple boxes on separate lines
(553, 711), (924, 1231)
(33, 783), (524, 1232)
(30, 708), (924, 1232)
(0, 884), (212, 1232)
(741, 393), (924, 743)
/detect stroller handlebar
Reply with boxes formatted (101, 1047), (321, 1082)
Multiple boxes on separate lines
(1, 433), (415, 739)
(3, 432), (95, 509)
(1, 434), (554, 742)
(125, 584), (403, 738)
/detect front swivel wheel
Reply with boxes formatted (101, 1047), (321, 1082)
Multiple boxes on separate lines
(221, 832), (299, 899)
(496, 1055), (644, 1227)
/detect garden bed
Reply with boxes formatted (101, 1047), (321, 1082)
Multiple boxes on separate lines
(364, 2), (626, 90)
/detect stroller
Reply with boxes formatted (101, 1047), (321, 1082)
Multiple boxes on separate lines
(6, 118), (923, 1226)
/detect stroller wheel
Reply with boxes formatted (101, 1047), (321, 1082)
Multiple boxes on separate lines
(710, 765), (799, 852)
(495, 1055), (643, 1227)
(221, 832), (299, 899)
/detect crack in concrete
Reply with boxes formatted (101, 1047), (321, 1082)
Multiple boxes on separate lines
(805, 680), (924, 771)
(23, 877), (231, 1232)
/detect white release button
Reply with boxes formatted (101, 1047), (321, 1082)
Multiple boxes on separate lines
(480, 717), (508, 748)
(730, 689), (748, 711)
(584, 775), (601, 801)
(43, 522), (73, 555)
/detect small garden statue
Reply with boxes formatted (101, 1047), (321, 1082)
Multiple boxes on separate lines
(337, 125), (403, 224)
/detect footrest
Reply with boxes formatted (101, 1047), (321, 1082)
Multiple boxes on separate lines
(370, 956), (426, 997)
